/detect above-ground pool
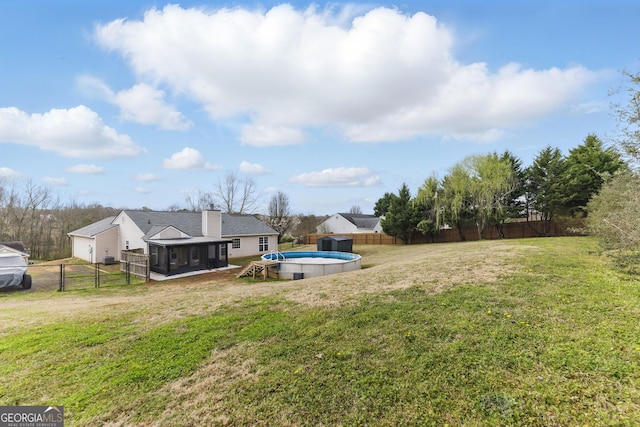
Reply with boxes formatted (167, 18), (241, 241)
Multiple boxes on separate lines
(261, 251), (361, 279)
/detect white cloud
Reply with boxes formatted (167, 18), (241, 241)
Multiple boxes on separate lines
(78, 77), (192, 130)
(135, 173), (160, 181)
(133, 187), (152, 194)
(0, 105), (144, 159)
(239, 161), (270, 175)
(0, 167), (21, 180)
(66, 164), (105, 174)
(570, 101), (607, 115)
(115, 83), (192, 130)
(43, 176), (67, 186)
(240, 124), (305, 147)
(290, 167), (380, 187)
(95, 4), (598, 145)
(162, 147), (218, 170)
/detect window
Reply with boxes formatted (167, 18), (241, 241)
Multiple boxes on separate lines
(232, 238), (241, 249)
(220, 245), (227, 256)
(259, 236), (269, 252)
(190, 246), (200, 266)
(151, 246), (158, 266)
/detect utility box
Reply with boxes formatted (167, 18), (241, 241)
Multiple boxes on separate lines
(293, 272), (304, 280)
(104, 256), (115, 265)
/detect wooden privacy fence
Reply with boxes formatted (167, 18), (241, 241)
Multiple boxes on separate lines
(120, 250), (150, 281)
(306, 220), (562, 245)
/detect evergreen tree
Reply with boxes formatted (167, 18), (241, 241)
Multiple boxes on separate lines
(524, 146), (567, 235)
(563, 134), (624, 216)
(380, 183), (422, 244)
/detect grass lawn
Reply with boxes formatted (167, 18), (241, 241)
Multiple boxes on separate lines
(0, 237), (639, 426)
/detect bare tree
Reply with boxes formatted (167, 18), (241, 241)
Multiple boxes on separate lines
(185, 190), (215, 212)
(349, 205), (363, 214)
(266, 191), (299, 242)
(214, 172), (260, 214)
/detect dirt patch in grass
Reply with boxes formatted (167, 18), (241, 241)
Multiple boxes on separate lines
(0, 240), (531, 333)
(99, 345), (259, 427)
(281, 240), (528, 307)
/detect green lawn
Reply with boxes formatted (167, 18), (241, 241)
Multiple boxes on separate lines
(0, 237), (638, 426)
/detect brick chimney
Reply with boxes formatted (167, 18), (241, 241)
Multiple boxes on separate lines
(202, 210), (222, 238)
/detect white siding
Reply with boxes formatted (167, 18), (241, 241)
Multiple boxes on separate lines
(227, 235), (276, 258)
(71, 227), (120, 263)
(72, 235), (95, 263)
(150, 227), (188, 240)
(112, 211), (146, 254)
(317, 214), (357, 234)
(95, 227), (120, 262)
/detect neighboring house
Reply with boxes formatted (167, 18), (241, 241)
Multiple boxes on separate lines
(68, 210), (278, 276)
(0, 244), (29, 262)
(316, 213), (383, 234)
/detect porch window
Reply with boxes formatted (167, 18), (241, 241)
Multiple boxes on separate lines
(259, 236), (269, 252)
(151, 246), (158, 266)
(190, 246), (200, 267)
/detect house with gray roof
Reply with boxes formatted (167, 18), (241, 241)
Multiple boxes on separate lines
(316, 213), (382, 234)
(68, 210), (278, 276)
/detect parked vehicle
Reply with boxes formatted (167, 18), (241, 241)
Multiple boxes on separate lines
(0, 251), (32, 289)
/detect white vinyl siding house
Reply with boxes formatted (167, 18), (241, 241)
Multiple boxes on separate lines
(317, 213), (383, 234)
(68, 210), (279, 275)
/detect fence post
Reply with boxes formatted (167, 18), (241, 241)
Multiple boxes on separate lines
(126, 261), (131, 285)
(95, 263), (100, 288)
(59, 264), (64, 292)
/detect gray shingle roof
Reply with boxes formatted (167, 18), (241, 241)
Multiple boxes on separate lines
(338, 213), (381, 229)
(67, 216), (118, 237)
(123, 210), (277, 237)
(222, 214), (278, 236)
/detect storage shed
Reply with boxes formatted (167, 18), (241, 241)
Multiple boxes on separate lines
(317, 235), (353, 252)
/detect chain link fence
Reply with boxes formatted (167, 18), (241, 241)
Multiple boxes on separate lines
(2, 261), (147, 293)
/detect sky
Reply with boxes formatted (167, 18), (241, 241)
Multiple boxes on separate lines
(1, 0), (638, 215)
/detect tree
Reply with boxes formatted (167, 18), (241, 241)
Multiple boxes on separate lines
(470, 153), (517, 239)
(586, 68), (640, 269)
(349, 205), (362, 214)
(266, 191), (298, 242)
(524, 146), (568, 235)
(214, 172), (260, 214)
(494, 151), (526, 237)
(415, 175), (441, 240)
(374, 192), (396, 217)
(563, 134), (624, 216)
(185, 190), (215, 212)
(440, 163), (472, 241)
(587, 169), (640, 267)
(612, 69), (640, 166)
(380, 183), (423, 244)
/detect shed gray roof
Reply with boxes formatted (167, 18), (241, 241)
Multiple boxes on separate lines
(318, 235), (352, 241)
(67, 216), (118, 237)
